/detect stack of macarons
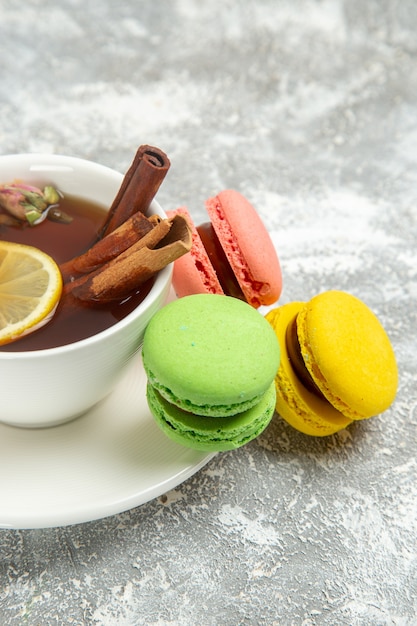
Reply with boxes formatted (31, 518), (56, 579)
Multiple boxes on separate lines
(142, 187), (398, 447)
(142, 294), (280, 451)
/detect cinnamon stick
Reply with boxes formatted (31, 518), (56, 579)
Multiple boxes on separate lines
(99, 145), (170, 238)
(62, 218), (172, 295)
(65, 215), (192, 304)
(60, 212), (160, 282)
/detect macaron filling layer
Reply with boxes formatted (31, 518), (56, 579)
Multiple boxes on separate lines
(145, 369), (264, 417)
(196, 222), (245, 301)
(147, 381), (276, 451)
(285, 315), (323, 398)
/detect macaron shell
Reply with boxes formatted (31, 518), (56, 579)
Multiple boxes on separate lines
(147, 381), (276, 451)
(167, 207), (224, 298)
(266, 303), (352, 436)
(205, 190), (282, 307)
(142, 294), (281, 414)
(297, 291), (398, 420)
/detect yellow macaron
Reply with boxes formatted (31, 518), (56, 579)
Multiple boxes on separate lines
(265, 291), (398, 436)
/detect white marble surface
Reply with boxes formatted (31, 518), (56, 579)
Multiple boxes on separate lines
(1, 1), (417, 624)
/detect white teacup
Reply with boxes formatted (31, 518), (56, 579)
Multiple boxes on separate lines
(0, 154), (172, 427)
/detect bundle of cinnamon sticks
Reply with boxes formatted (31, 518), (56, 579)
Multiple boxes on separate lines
(60, 145), (191, 306)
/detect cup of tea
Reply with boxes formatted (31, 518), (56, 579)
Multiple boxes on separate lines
(0, 153), (172, 427)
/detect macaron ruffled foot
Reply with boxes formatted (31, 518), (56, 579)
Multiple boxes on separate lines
(265, 290), (398, 436)
(142, 294), (281, 451)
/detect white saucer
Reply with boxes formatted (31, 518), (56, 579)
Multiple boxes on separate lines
(0, 353), (215, 529)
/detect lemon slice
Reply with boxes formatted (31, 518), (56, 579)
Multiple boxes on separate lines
(0, 241), (63, 345)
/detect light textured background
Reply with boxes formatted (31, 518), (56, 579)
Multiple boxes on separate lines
(1, 1), (417, 624)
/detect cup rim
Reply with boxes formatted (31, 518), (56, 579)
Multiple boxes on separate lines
(0, 153), (171, 359)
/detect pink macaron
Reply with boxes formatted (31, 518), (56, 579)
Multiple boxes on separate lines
(167, 190), (282, 308)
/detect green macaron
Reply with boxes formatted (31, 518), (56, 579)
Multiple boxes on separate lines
(142, 294), (280, 451)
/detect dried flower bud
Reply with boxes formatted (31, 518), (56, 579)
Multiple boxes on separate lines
(0, 182), (68, 226)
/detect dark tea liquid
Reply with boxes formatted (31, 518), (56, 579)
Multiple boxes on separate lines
(0, 195), (153, 351)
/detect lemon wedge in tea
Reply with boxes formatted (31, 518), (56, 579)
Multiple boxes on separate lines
(0, 241), (63, 345)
